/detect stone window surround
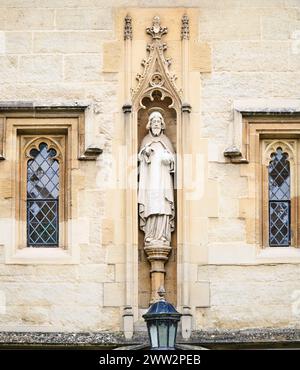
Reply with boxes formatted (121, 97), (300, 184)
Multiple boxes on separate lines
(23, 136), (65, 249)
(0, 102), (102, 264)
(224, 99), (300, 163)
(221, 99), (300, 264)
(262, 139), (296, 248)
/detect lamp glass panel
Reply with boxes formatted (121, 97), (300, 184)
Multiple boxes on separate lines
(168, 322), (176, 347)
(149, 324), (158, 348)
(158, 321), (168, 347)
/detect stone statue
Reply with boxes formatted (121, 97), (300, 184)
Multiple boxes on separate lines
(138, 111), (175, 247)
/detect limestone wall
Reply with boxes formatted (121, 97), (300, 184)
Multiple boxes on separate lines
(195, 0), (300, 330)
(0, 0), (299, 334)
(197, 265), (300, 330)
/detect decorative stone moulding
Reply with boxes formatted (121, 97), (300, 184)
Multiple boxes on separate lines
(0, 103), (102, 161)
(224, 99), (300, 163)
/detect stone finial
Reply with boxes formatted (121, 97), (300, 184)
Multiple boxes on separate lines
(158, 286), (166, 301)
(124, 14), (132, 40)
(146, 16), (168, 40)
(181, 14), (189, 40)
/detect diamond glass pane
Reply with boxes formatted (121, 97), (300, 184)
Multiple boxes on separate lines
(27, 143), (59, 200)
(268, 148), (290, 247)
(27, 200), (58, 246)
(269, 202), (290, 246)
(27, 143), (59, 247)
(269, 148), (290, 201)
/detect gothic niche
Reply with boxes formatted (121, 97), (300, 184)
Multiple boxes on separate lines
(133, 16), (182, 306)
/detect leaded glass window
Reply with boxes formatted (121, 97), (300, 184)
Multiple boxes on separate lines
(27, 142), (59, 247)
(268, 148), (290, 247)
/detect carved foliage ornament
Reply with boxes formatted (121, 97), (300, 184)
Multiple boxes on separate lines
(181, 14), (189, 40)
(124, 14), (132, 40)
(146, 15), (167, 40)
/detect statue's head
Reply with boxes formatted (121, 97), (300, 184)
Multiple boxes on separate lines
(147, 111), (165, 136)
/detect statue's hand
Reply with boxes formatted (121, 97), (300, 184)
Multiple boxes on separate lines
(140, 146), (153, 163)
(144, 146), (152, 157)
(161, 151), (173, 165)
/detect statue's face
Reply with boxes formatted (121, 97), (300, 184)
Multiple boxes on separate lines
(150, 115), (163, 136)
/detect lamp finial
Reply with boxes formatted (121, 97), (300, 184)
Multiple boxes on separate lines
(157, 286), (166, 301)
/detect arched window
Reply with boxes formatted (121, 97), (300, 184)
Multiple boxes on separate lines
(27, 142), (59, 247)
(268, 147), (291, 247)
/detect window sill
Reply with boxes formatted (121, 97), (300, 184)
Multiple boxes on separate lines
(207, 242), (300, 264)
(5, 247), (79, 265)
(256, 246), (300, 263)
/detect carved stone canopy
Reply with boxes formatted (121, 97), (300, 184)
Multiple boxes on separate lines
(132, 15), (181, 108)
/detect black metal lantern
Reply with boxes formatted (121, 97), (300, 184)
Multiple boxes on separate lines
(143, 287), (182, 350)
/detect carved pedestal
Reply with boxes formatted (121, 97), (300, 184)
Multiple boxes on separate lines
(144, 244), (171, 303)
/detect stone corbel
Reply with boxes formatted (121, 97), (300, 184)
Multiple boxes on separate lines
(223, 107), (246, 163)
(78, 145), (103, 161)
(79, 103), (103, 161)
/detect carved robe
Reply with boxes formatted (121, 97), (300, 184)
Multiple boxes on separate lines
(138, 132), (175, 245)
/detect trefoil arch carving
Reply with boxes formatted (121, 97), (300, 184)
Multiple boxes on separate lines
(263, 140), (296, 167)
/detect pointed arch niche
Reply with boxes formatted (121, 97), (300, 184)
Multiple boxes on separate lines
(134, 20), (182, 308)
(137, 94), (178, 308)
(122, 14), (192, 334)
